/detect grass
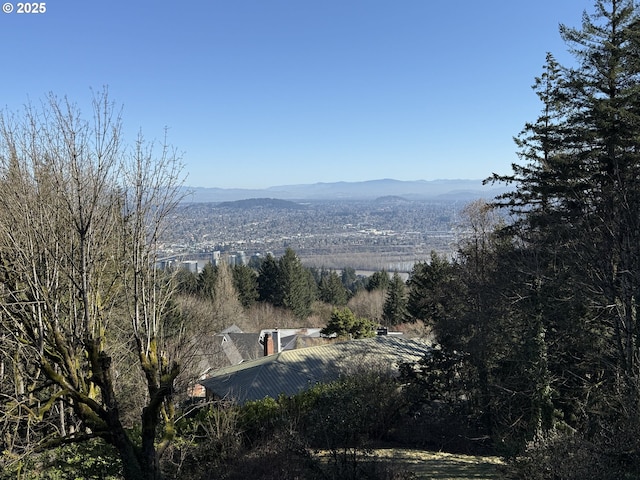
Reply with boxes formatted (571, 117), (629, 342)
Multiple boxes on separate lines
(373, 449), (504, 479)
(316, 448), (504, 480)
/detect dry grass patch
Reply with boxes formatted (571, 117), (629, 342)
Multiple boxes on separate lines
(375, 449), (503, 479)
(316, 449), (504, 480)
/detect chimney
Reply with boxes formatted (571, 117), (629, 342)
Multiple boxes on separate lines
(263, 333), (274, 356)
(272, 329), (281, 353)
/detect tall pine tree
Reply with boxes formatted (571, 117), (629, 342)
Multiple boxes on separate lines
(490, 0), (640, 431)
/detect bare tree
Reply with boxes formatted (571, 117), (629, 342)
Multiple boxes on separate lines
(0, 91), (184, 480)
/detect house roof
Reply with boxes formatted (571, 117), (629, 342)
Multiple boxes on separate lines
(220, 332), (263, 365)
(199, 335), (432, 405)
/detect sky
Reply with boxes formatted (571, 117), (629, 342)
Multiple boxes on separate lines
(0, 1), (593, 189)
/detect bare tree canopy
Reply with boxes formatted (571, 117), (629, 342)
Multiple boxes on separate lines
(0, 90), (185, 480)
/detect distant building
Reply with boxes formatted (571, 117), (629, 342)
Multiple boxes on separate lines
(180, 260), (199, 273)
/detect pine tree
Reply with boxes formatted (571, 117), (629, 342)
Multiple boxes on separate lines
(257, 253), (280, 305)
(382, 272), (408, 326)
(406, 251), (463, 325)
(489, 0), (640, 437)
(366, 269), (390, 292)
(232, 264), (259, 308)
(197, 262), (218, 300)
(277, 248), (316, 319)
(319, 271), (349, 306)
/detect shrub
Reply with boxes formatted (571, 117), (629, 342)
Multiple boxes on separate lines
(162, 401), (243, 478)
(0, 440), (122, 480)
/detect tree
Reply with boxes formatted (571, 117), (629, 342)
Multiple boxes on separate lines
(382, 272), (408, 326)
(494, 0), (640, 388)
(347, 289), (386, 324)
(232, 264), (259, 309)
(197, 262), (218, 300)
(319, 270), (349, 306)
(0, 91), (184, 480)
(175, 268), (198, 295)
(341, 266), (364, 295)
(320, 307), (376, 339)
(277, 248), (317, 319)
(486, 0), (640, 456)
(209, 261), (246, 327)
(257, 254), (280, 305)
(406, 251), (463, 325)
(366, 269), (390, 292)
(255, 249), (317, 319)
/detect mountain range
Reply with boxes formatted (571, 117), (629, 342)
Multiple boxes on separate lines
(182, 179), (508, 203)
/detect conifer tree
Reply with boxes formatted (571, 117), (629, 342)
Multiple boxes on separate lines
(366, 269), (390, 292)
(277, 248), (316, 319)
(257, 253), (280, 304)
(382, 272), (408, 326)
(319, 270), (349, 306)
(489, 0), (640, 435)
(232, 264), (259, 308)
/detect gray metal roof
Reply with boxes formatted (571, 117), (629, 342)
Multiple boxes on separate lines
(199, 336), (432, 405)
(220, 332), (263, 364)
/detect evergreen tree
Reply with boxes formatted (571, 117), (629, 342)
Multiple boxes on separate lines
(341, 267), (364, 295)
(257, 253), (280, 305)
(366, 269), (390, 292)
(232, 264), (259, 308)
(197, 262), (218, 299)
(382, 272), (408, 326)
(277, 248), (316, 319)
(319, 270), (349, 306)
(488, 0), (640, 448)
(406, 251), (463, 325)
(321, 307), (376, 339)
(175, 268), (198, 295)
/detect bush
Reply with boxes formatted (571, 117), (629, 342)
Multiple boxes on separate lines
(0, 440), (122, 480)
(507, 412), (640, 480)
(162, 401), (243, 478)
(297, 369), (405, 449)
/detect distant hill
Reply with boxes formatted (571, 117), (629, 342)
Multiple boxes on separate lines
(216, 198), (306, 210)
(374, 195), (411, 203)
(183, 179), (509, 203)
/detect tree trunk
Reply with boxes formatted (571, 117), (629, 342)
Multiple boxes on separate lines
(111, 430), (146, 480)
(107, 424), (164, 480)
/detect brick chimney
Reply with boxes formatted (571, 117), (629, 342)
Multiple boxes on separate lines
(263, 333), (274, 356)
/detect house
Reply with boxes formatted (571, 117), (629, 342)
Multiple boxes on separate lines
(188, 326), (326, 398)
(199, 335), (433, 405)
(217, 326), (326, 364)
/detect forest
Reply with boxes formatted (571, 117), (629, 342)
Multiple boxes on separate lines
(2, 0), (640, 478)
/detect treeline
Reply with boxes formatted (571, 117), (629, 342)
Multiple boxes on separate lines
(172, 247), (418, 333)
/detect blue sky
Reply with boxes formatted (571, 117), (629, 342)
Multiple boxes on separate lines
(1, 1), (591, 188)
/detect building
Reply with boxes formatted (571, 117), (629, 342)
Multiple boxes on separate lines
(199, 335), (432, 405)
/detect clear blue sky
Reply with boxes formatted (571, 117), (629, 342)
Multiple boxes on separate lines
(1, 1), (592, 188)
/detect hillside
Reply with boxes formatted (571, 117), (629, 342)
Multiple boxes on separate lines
(216, 198), (306, 210)
(183, 178), (508, 203)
